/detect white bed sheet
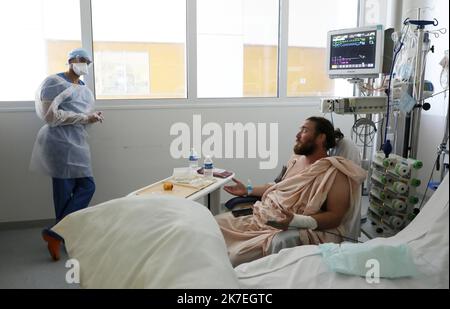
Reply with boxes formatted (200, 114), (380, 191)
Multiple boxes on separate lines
(53, 195), (239, 288)
(235, 174), (449, 289)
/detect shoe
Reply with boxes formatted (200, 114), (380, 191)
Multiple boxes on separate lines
(42, 229), (61, 261)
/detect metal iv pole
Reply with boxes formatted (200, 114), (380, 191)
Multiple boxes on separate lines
(436, 94), (449, 181)
(402, 9), (438, 159)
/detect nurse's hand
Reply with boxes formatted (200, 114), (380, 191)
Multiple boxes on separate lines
(88, 111), (104, 123)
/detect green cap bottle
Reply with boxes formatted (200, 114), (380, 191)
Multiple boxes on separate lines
(413, 160), (423, 169)
(409, 196), (419, 204)
(407, 158), (423, 169)
(410, 178), (421, 187)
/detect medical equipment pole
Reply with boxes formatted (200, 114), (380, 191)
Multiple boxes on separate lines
(403, 9), (434, 159)
(362, 78), (375, 164)
(438, 95), (449, 181)
(411, 30), (429, 158)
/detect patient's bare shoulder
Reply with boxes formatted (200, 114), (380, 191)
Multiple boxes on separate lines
(334, 169), (349, 186)
(324, 170), (350, 212)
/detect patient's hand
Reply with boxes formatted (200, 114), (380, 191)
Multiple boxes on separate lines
(223, 178), (247, 197)
(266, 208), (294, 230)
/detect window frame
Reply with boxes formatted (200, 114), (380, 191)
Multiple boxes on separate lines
(0, 0), (362, 109)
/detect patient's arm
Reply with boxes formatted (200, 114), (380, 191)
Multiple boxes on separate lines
(266, 171), (351, 231)
(310, 171), (350, 230)
(224, 178), (271, 198)
(249, 184), (272, 197)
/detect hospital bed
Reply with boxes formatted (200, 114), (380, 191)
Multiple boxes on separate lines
(235, 174), (449, 289)
(51, 173), (448, 289)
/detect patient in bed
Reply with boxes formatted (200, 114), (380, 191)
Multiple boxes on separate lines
(216, 117), (367, 267)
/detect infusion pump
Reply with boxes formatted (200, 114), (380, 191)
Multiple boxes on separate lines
(320, 96), (387, 115)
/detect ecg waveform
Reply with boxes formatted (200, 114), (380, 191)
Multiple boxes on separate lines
(330, 30), (377, 69)
(332, 38), (368, 48)
(332, 31), (376, 49)
(332, 54), (367, 65)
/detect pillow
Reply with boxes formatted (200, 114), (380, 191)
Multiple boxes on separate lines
(52, 195), (239, 288)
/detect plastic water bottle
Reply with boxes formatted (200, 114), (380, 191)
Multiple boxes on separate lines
(203, 155), (213, 179)
(189, 148), (199, 171)
(246, 179), (253, 196)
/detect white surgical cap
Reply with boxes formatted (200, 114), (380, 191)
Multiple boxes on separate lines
(67, 48), (92, 64)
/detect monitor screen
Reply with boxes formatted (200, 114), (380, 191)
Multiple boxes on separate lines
(327, 25), (384, 79)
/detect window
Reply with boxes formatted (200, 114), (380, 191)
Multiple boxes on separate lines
(1, 0), (362, 103)
(94, 51), (150, 97)
(0, 0), (81, 101)
(362, 0), (388, 26)
(287, 0), (358, 97)
(197, 0), (279, 98)
(91, 0), (186, 99)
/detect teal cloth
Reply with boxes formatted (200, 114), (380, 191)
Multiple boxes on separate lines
(319, 243), (418, 278)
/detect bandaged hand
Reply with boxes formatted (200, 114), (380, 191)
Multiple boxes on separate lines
(266, 208), (294, 230)
(289, 214), (318, 230)
(266, 208), (318, 230)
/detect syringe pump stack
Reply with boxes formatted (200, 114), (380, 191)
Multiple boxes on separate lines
(367, 151), (423, 236)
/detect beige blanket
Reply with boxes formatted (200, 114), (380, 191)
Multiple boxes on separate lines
(217, 156), (367, 266)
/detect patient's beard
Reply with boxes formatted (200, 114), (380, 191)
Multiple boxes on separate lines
(294, 140), (316, 156)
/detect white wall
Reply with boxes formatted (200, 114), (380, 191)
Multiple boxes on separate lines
(422, 0), (449, 117)
(0, 101), (355, 223)
(417, 114), (448, 193)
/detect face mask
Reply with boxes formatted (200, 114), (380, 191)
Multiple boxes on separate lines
(72, 63), (89, 76)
